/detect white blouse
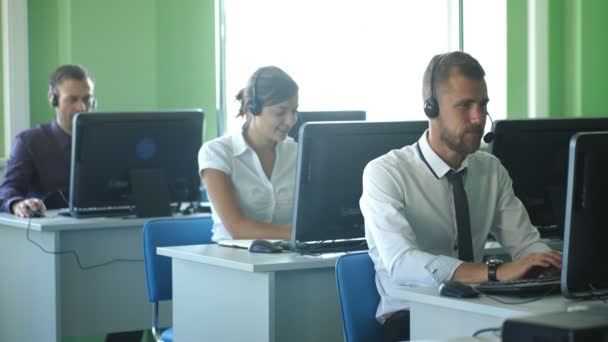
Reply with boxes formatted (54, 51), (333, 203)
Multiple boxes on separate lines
(198, 131), (298, 242)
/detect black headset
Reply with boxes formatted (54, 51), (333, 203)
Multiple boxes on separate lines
(248, 68), (266, 116)
(423, 53), (449, 118)
(50, 87), (97, 109)
(51, 93), (59, 107)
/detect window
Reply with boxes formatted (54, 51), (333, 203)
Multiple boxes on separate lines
(222, 0), (506, 132)
(463, 0), (507, 119)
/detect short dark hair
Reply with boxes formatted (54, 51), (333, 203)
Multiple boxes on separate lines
(235, 66), (299, 117)
(48, 64), (95, 93)
(422, 51), (485, 101)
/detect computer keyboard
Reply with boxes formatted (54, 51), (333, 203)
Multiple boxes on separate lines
(279, 239), (368, 254)
(476, 276), (561, 296)
(60, 206), (134, 218)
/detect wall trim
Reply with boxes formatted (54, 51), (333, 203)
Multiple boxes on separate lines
(527, 0), (549, 118)
(2, 0), (30, 156)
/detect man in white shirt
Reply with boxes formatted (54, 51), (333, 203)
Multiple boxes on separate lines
(359, 51), (562, 342)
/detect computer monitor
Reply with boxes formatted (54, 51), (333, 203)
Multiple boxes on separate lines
(69, 110), (204, 217)
(288, 110), (366, 142)
(489, 117), (608, 237)
(561, 132), (608, 299)
(291, 120), (428, 244)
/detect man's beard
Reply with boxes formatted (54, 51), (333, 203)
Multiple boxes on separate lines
(438, 120), (483, 156)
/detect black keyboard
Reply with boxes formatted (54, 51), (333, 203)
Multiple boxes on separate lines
(279, 239), (368, 254)
(59, 207), (133, 218)
(476, 276), (561, 295)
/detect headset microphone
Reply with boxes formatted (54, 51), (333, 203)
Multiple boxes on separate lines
(483, 113), (495, 143)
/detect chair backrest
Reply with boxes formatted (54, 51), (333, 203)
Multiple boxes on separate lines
(143, 216), (213, 302)
(335, 252), (383, 342)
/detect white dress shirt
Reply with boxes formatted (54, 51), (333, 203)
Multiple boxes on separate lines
(198, 131), (297, 242)
(360, 130), (550, 322)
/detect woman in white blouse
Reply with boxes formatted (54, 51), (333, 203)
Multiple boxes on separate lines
(198, 66), (298, 242)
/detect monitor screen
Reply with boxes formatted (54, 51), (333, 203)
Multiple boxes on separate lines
(292, 120), (428, 243)
(69, 110), (204, 215)
(288, 110), (366, 142)
(561, 132), (608, 299)
(489, 117), (608, 237)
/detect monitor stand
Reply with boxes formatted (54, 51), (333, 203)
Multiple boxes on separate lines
(130, 169), (172, 218)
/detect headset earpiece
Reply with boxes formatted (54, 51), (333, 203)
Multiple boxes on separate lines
(51, 94), (59, 107)
(248, 98), (261, 116)
(424, 98), (439, 118)
(248, 69), (263, 116)
(424, 53), (449, 119)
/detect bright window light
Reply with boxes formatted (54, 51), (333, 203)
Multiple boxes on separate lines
(223, 0), (506, 132)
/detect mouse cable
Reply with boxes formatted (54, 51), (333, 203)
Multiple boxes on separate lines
(483, 286), (557, 305)
(25, 216), (143, 270)
(472, 326), (501, 337)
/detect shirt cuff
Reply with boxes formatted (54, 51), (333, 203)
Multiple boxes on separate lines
(4, 197), (24, 213)
(425, 255), (464, 284)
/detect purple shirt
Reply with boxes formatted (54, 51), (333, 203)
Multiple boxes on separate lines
(0, 120), (71, 212)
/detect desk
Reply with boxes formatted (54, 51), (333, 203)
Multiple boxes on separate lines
(393, 286), (602, 340)
(157, 244), (344, 342)
(0, 211), (209, 341)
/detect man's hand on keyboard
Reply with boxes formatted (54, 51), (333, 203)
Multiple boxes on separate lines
(496, 250), (562, 281)
(525, 265), (561, 279)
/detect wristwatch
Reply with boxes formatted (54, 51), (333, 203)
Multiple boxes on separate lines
(486, 259), (503, 282)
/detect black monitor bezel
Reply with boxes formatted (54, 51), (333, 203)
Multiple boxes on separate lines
(561, 131), (608, 299)
(489, 117), (608, 237)
(288, 110), (366, 142)
(291, 120), (428, 245)
(69, 110), (204, 214)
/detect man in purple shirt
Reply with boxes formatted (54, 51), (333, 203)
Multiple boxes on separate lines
(0, 64), (96, 217)
(0, 65), (146, 341)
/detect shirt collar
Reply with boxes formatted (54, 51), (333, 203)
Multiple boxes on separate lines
(231, 129), (250, 156)
(51, 119), (71, 150)
(231, 129), (288, 157)
(417, 129), (469, 179)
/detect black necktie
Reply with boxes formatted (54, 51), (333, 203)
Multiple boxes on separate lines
(447, 170), (474, 262)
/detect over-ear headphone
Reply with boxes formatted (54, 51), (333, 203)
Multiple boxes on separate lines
(248, 69), (264, 116)
(424, 53), (449, 118)
(50, 91), (97, 109)
(51, 93), (59, 107)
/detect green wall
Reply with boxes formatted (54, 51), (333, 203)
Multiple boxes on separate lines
(27, 0), (217, 143)
(552, 0), (608, 118)
(506, 0), (528, 119)
(26, 1), (216, 340)
(507, 0), (608, 119)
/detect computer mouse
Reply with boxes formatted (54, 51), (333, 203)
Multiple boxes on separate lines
(439, 280), (479, 298)
(27, 207), (45, 218)
(248, 239), (283, 254)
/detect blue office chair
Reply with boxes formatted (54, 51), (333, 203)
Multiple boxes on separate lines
(335, 252), (383, 342)
(143, 216), (214, 342)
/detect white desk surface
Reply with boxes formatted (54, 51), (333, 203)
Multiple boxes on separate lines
(157, 237), (564, 274)
(0, 211), (210, 232)
(394, 286), (607, 340)
(162, 244), (346, 341)
(157, 244), (341, 272)
(392, 286), (585, 318)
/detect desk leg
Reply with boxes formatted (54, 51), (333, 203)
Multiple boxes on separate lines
(172, 260), (343, 342)
(172, 259), (274, 341)
(274, 268), (343, 341)
(59, 227), (164, 336)
(0, 228), (61, 341)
